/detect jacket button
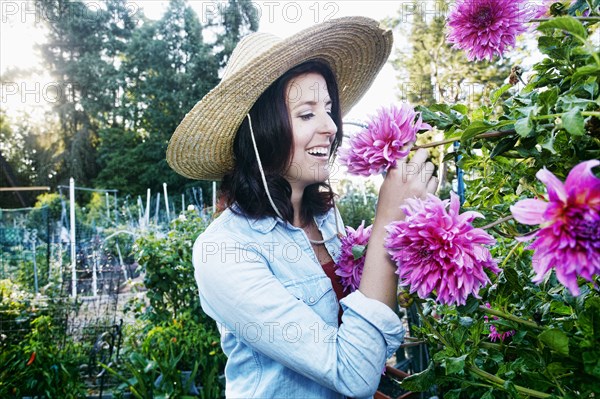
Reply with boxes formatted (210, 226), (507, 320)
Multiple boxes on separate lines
(308, 296), (316, 304)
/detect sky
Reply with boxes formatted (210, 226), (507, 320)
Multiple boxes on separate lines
(0, 0), (416, 125)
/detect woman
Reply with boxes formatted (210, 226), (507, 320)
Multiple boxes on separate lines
(167, 17), (437, 398)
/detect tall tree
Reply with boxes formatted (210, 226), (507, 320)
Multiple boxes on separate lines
(0, 110), (62, 207)
(210, 0), (260, 67)
(35, 0), (138, 187)
(95, 0), (259, 196)
(387, 0), (511, 108)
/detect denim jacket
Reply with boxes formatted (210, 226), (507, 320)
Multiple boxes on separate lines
(192, 205), (405, 398)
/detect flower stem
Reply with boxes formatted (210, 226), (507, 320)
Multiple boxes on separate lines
(479, 306), (540, 329)
(533, 111), (600, 120)
(468, 365), (554, 398)
(481, 215), (514, 230)
(413, 130), (515, 150)
(500, 241), (523, 269)
(416, 303), (452, 348)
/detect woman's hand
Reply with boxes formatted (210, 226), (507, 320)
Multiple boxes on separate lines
(376, 148), (438, 224)
(359, 148), (438, 309)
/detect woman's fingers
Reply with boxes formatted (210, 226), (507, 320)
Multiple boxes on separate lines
(423, 161), (435, 183)
(427, 176), (439, 194)
(411, 148), (429, 166)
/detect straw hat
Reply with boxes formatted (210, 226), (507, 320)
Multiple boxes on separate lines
(166, 16), (393, 180)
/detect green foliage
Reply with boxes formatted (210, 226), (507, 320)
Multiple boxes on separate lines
(0, 313), (87, 398)
(107, 314), (225, 398)
(114, 209), (226, 398)
(403, 5), (600, 398)
(134, 210), (209, 323)
(336, 179), (378, 229)
(3, 0), (258, 201)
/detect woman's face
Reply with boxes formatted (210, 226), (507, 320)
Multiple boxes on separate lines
(284, 72), (337, 191)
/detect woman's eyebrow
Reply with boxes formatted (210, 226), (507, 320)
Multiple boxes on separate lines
(291, 98), (332, 110)
(291, 100), (318, 110)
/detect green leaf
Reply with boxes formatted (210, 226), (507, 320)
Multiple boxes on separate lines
(503, 380), (520, 399)
(583, 350), (600, 378)
(538, 16), (588, 39)
(459, 316), (474, 327)
(491, 84), (512, 105)
(429, 103), (452, 113)
(445, 354), (467, 375)
(562, 108), (585, 136)
(416, 105), (456, 129)
(537, 36), (565, 58)
(549, 300), (573, 316)
(538, 87), (559, 109)
(457, 296), (480, 315)
(461, 121), (495, 141)
(583, 77), (598, 98)
(351, 244), (366, 260)
(503, 268), (524, 294)
(444, 389), (462, 399)
(481, 389), (495, 399)
(538, 328), (570, 356)
(399, 361), (436, 392)
(540, 132), (557, 154)
(572, 65), (600, 81)
(515, 116), (534, 137)
(490, 135), (519, 158)
(546, 362), (570, 377)
(452, 104), (469, 115)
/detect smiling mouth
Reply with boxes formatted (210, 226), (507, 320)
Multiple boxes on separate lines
(306, 147), (329, 157)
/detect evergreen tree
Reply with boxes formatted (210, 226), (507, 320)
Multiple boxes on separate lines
(387, 0), (511, 108)
(35, 0), (137, 186)
(210, 0), (260, 67)
(94, 0), (258, 196)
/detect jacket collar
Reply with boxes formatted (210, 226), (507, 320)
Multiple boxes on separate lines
(233, 203), (332, 234)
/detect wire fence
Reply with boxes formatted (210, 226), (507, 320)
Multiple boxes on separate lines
(0, 182), (211, 395)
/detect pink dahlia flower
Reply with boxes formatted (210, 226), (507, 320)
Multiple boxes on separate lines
(484, 303), (516, 342)
(385, 192), (500, 306)
(338, 104), (430, 176)
(510, 160), (600, 296)
(489, 324), (516, 342)
(335, 221), (372, 292)
(447, 0), (533, 61)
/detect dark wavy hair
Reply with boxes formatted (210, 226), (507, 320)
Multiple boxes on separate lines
(220, 60), (344, 225)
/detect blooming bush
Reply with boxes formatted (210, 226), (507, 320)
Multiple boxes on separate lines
(108, 210), (226, 398)
(342, 2), (599, 397)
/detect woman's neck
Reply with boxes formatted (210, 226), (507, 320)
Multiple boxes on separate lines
(290, 188), (304, 227)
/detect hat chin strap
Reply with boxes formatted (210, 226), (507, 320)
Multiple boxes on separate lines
(246, 113), (343, 245)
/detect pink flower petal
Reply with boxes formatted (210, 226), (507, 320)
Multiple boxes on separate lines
(385, 193), (499, 306)
(536, 168), (567, 203)
(510, 199), (548, 225)
(339, 104), (430, 177)
(564, 160), (600, 205)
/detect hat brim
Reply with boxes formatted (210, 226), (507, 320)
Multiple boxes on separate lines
(166, 16), (393, 181)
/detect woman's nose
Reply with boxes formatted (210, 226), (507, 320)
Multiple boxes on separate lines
(320, 112), (337, 136)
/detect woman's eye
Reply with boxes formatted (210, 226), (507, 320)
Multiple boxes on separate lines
(300, 113), (314, 121)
